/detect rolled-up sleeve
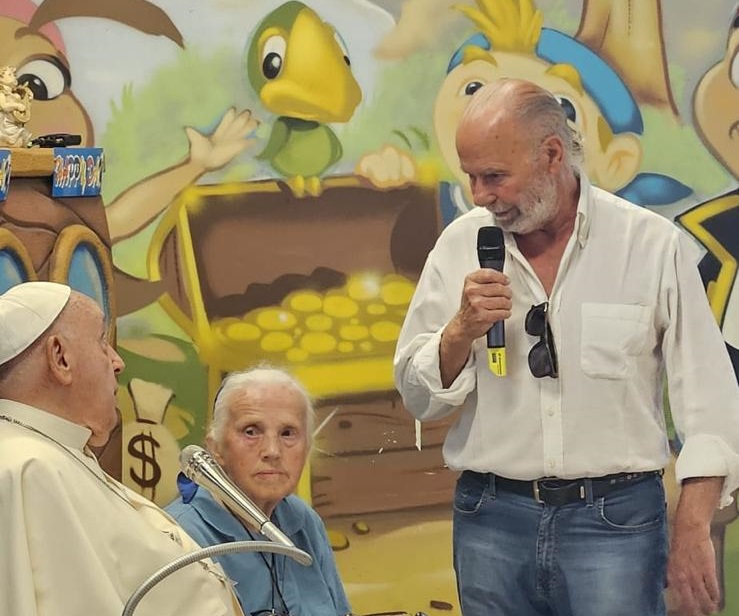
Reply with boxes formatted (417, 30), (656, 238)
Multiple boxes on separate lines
(675, 435), (739, 507)
(394, 256), (477, 421)
(663, 231), (739, 507)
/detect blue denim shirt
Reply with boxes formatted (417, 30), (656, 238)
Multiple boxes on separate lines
(165, 475), (351, 616)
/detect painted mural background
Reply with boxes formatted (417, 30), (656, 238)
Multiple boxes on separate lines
(1, 0), (738, 613)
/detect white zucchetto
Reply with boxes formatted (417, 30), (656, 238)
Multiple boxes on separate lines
(0, 282), (71, 365)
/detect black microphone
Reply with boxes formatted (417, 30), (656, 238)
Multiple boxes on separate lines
(179, 444), (295, 548)
(477, 226), (506, 376)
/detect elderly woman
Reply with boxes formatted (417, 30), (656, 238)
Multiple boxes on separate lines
(166, 366), (351, 616)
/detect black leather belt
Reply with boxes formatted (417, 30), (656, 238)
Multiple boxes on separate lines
(492, 470), (662, 506)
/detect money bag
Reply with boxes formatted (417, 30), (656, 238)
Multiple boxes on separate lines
(122, 378), (182, 506)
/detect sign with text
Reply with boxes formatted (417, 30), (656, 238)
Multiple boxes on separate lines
(0, 149), (10, 202)
(52, 148), (104, 197)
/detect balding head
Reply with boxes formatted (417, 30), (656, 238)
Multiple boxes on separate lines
(459, 78), (530, 127)
(458, 78), (583, 168)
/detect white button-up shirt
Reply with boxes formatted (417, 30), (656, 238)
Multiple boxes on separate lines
(394, 175), (739, 506)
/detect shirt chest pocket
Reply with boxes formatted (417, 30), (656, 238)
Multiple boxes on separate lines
(580, 303), (654, 380)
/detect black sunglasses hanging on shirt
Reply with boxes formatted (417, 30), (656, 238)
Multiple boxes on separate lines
(525, 302), (559, 378)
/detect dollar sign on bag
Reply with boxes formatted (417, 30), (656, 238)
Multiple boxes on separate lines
(123, 378), (182, 505)
(128, 429), (162, 489)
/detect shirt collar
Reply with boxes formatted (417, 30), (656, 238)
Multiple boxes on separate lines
(496, 172), (592, 252)
(574, 171), (592, 248)
(177, 471), (199, 503)
(0, 399), (92, 451)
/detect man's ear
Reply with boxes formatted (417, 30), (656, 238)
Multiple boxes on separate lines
(541, 134), (566, 171)
(46, 334), (73, 385)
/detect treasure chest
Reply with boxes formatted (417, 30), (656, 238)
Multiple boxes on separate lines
(148, 175), (459, 515)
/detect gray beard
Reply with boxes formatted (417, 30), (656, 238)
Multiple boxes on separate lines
(498, 175), (559, 234)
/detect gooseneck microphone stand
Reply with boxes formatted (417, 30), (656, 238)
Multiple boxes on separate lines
(122, 540), (313, 616)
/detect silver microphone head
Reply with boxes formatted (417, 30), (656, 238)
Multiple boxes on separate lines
(179, 445), (295, 548)
(180, 445), (219, 485)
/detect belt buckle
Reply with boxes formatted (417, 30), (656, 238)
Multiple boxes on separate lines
(532, 480), (544, 504)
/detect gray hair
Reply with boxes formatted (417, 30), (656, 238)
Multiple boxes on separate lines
(462, 78), (584, 169)
(207, 365), (315, 445)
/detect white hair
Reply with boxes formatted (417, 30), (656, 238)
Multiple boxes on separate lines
(207, 365), (315, 445)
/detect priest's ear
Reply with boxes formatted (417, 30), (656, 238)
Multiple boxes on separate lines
(45, 334), (74, 385)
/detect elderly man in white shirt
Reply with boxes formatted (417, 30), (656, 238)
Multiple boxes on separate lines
(0, 281), (244, 616)
(394, 78), (739, 616)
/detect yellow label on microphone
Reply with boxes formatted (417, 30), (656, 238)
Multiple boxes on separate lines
(487, 347), (507, 377)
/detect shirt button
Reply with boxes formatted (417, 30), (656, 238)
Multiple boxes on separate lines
(547, 408), (555, 416)
(548, 460), (555, 469)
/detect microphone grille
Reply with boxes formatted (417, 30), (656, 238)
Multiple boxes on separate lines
(477, 225), (504, 250)
(477, 226), (504, 264)
(179, 444), (214, 479)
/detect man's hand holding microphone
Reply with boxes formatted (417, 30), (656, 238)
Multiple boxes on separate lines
(440, 227), (511, 387)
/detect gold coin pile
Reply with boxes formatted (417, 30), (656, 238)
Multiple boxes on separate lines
(210, 272), (416, 370)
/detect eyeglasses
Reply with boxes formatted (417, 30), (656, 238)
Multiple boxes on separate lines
(525, 302), (558, 378)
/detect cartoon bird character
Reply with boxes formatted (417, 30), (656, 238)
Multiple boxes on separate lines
(432, 0), (692, 223)
(246, 1), (362, 197)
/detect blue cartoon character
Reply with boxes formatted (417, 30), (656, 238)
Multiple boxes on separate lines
(246, 1), (362, 197)
(356, 0), (691, 222)
(431, 0), (692, 224)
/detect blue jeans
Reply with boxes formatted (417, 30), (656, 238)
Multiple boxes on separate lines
(453, 471), (668, 616)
